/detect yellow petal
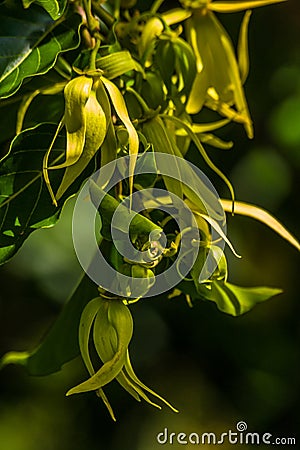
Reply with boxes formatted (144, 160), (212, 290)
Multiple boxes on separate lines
(162, 8), (192, 25)
(78, 297), (102, 376)
(210, 0), (287, 13)
(221, 199), (300, 251)
(101, 77), (139, 198)
(124, 351), (179, 412)
(162, 114), (235, 207)
(175, 118), (230, 135)
(56, 76), (93, 169)
(55, 89), (107, 201)
(238, 11), (252, 84)
(66, 347), (125, 394)
(185, 10), (253, 137)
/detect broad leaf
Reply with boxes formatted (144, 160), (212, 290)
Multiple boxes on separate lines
(0, 272), (98, 375)
(0, 123), (95, 265)
(0, 71), (65, 142)
(23, 0), (67, 20)
(0, 2), (81, 98)
(134, 149), (158, 189)
(197, 281), (282, 316)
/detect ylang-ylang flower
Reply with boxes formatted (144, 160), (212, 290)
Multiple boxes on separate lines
(67, 293), (177, 420)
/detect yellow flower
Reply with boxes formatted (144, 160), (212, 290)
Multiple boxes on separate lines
(177, 0), (286, 138)
(66, 295), (177, 421)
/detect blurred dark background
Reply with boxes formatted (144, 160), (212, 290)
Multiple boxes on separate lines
(0, 0), (299, 449)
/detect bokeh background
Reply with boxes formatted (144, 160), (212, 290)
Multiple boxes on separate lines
(0, 0), (299, 448)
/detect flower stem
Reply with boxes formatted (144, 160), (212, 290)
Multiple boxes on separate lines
(151, 0), (165, 13)
(91, 0), (116, 27)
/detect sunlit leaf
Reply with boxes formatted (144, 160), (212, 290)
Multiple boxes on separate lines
(142, 115), (184, 199)
(207, 281), (282, 316)
(0, 123), (95, 264)
(22, 0), (67, 20)
(0, 4), (81, 98)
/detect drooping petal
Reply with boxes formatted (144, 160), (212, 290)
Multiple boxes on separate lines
(59, 76), (93, 168)
(209, 0), (287, 14)
(66, 340), (125, 395)
(79, 297), (102, 376)
(238, 10), (252, 84)
(101, 77), (139, 197)
(221, 199), (300, 251)
(162, 114), (236, 207)
(123, 351), (179, 412)
(185, 9), (253, 138)
(55, 89), (107, 201)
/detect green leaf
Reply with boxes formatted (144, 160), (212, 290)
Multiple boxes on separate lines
(154, 40), (176, 94)
(196, 281), (282, 316)
(173, 37), (197, 98)
(0, 96), (21, 144)
(142, 115), (184, 199)
(134, 148), (158, 190)
(140, 71), (167, 111)
(0, 273), (98, 375)
(0, 71), (65, 142)
(0, 123), (95, 265)
(20, 88), (65, 132)
(22, 0), (67, 20)
(0, 4), (81, 98)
